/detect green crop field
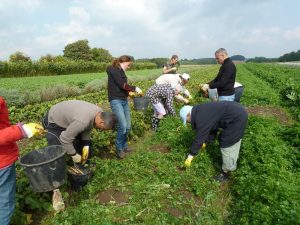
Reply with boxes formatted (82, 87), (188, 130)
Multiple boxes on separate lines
(6, 63), (300, 225)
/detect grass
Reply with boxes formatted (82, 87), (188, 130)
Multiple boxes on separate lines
(40, 130), (231, 225)
(2, 66), (204, 92)
(11, 63), (299, 224)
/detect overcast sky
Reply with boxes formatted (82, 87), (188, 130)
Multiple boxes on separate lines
(0, 0), (299, 60)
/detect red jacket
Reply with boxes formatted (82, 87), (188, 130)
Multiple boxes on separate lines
(0, 97), (24, 169)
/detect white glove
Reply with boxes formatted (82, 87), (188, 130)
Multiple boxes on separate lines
(71, 153), (82, 163)
(135, 87), (142, 94)
(183, 98), (190, 104)
(202, 84), (209, 92)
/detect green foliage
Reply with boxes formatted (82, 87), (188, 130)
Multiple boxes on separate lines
(242, 63), (300, 119)
(9, 51), (31, 62)
(39, 54), (56, 62)
(8, 64), (300, 224)
(0, 88), (41, 107)
(180, 58), (217, 65)
(235, 64), (281, 106)
(63, 39), (93, 61)
(40, 85), (82, 102)
(279, 49), (300, 62)
(229, 116), (300, 225)
(90, 47), (113, 62)
(246, 57), (278, 63)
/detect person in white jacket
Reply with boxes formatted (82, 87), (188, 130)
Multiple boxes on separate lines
(155, 73), (192, 104)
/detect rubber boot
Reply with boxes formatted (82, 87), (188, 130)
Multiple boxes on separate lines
(151, 116), (160, 131)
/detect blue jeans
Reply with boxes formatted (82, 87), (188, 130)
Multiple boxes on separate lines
(0, 164), (16, 225)
(219, 94), (235, 101)
(110, 99), (131, 152)
(208, 88), (235, 102)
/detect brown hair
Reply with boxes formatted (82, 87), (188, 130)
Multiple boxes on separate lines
(111, 55), (133, 69)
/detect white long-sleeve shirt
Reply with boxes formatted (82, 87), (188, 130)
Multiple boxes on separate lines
(155, 74), (191, 101)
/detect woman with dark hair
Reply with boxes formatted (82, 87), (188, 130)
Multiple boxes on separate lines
(107, 55), (142, 159)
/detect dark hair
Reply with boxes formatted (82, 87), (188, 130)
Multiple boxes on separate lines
(171, 55), (178, 60)
(100, 112), (117, 129)
(111, 55), (134, 69)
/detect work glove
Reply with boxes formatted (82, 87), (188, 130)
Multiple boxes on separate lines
(128, 91), (135, 97)
(184, 154), (194, 167)
(52, 189), (65, 213)
(183, 98), (190, 104)
(22, 123), (45, 138)
(82, 146), (89, 164)
(201, 143), (206, 150)
(188, 95), (193, 100)
(172, 67), (177, 72)
(71, 153), (82, 163)
(201, 84), (209, 92)
(135, 87), (143, 94)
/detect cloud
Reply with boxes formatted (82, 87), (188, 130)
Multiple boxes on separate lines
(283, 26), (300, 40)
(0, 0), (41, 11)
(0, 0), (299, 60)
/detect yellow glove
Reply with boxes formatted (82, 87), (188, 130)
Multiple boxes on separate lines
(201, 143), (206, 150)
(184, 155), (194, 167)
(82, 146), (89, 164)
(22, 123), (45, 138)
(129, 91), (136, 97)
(71, 153), (82, 163)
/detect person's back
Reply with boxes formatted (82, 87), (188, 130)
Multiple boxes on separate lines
(48, 100), (101, 128)
(156, 74), (181, 88)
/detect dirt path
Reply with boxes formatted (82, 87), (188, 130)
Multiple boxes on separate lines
(246, 106), (293, 125)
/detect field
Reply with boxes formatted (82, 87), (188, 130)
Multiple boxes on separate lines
(6, 64), (300, 225)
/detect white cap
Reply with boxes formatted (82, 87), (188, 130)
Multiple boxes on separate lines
(181, 73), (190, 81)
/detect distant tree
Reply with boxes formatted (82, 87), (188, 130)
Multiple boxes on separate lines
(9, 51), (31, 62)
(180, 58), (216, 65)
(53, 55), (70, 62)
(63, 39), (93, 61)
(246, 57), (278, 63)
(151, 58), (168, 68)
(230, 55), (245, 61)
(39, 54), (56, 62)
(279, 50), (300, 62)
(90, 48), (113, 62)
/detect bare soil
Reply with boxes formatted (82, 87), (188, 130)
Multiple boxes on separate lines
(246, 106), (292, 125)
(148, 143), (170, 154)
(163, 190), (203, 218)
(97, 148), (116, 160)
(95, 188), (131, 205)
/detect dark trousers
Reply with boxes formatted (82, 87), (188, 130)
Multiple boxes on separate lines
(42, 112), (92, 157)
(234, 86), (244, 103)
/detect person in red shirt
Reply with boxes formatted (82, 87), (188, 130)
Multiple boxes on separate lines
(0, 96), (43, 225)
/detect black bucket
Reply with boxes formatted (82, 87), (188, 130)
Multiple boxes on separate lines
(133, 96), (149, 111)
(19, 145), (66, 192)
(67, 164), (92, 191)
